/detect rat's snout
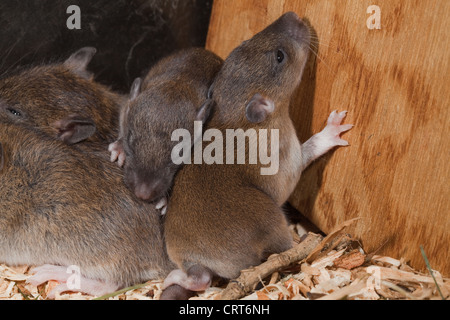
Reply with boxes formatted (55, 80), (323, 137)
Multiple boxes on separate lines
(275, 12), (311, 46)
(134, 180), (162, 202)
(125, 168), (170, 202)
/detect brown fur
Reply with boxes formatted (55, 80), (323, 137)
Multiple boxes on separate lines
(0, 47), (124, 148)
(0, 120), (174, 289)
(116, 48), (223, 201)
(164, 12), (311, 287)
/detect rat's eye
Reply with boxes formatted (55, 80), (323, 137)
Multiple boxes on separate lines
(7, 108), (21, 117)
(276, 49), (285, 63)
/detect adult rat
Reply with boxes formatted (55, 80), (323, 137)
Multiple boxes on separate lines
(160, 12), (353, 299)
(0, 119), (174, 298)
(109, 48), (223, 205)
(0, 47), (124, 147)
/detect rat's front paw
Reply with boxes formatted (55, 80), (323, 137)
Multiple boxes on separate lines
(300, 110), (353, 169)
(108, 139), (126, 167)
(322, 110), (353, 147)
(154, 197), (168, 215)
(27, 264), (118, 299)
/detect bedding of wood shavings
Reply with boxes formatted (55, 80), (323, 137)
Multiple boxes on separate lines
(1, 223), (448, 300)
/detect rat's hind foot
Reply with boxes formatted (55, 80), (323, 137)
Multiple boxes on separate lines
(160, 265), (213, 299)
(27, 264), (119, 298)
(108, 139), (126, 167)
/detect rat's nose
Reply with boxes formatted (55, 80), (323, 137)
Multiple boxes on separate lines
(273, 12), (311, 45)
(134, 180), (159, 202)
(124, 164), (172, 202)
(134, 182), (154, 201)
(133, 177), (168, 202)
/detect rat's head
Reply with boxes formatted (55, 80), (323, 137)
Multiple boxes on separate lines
(212, 12), (311, 124)
(0, 47), (118, 144)
(121, 78), (211, 202)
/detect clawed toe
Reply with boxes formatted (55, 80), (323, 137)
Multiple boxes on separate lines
(325, 110), (353, 146)
(108, 140), (126, 167)
(27, 264), (119, 298)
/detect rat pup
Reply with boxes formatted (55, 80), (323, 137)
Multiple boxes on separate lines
(161, 12), (353, 299)
(0, 119), (174, 298)
(0, 47), (124, 147)
(109, 48), (223, 205)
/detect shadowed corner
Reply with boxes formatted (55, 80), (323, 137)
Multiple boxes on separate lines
(282, 201), (324, 236)
(287, 18), (333, 222)
(0, 0), (215, 93)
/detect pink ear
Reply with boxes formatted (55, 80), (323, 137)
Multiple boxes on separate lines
(52, 115), (96, 144)
(64, 47), (97, 79)
(129, 77), (142, 101)
(245, 93), (275, 123)
(195, 99), (215, 123)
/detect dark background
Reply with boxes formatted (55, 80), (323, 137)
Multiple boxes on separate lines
(0, 0), (213, 93)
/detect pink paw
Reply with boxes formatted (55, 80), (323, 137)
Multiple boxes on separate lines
(27, 264), (118, 298)
(108, 139), (126, 167)
(323, 110), (353, 147)
(155, 197), (168, 215)
(300, 111), (353, 169)
(163, 268), (211, 292)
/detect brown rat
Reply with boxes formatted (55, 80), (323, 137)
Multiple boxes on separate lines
(109, 47), (223, 204)
(161, 12), (353, 299)
(0, 119), (175, 298)
(0, 47), (124, 148)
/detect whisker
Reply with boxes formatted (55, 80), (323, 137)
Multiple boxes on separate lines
(310, 33), (382, 60)
(309, 36), (335, 48)
(0, 36), (21, 67)
(310, 41), (334, 49)
(309, 42), (319, 50)
(308, 46), (333, 73)
(0, 42), (45, 78)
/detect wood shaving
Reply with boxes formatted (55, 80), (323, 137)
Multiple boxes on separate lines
(1, 219), (448, 300)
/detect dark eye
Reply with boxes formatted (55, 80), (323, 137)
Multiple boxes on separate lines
(7, 108), (21, 117)
(276, 49), (285, 63)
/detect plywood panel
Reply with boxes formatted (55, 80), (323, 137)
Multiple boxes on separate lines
(206, 0), (449, 275)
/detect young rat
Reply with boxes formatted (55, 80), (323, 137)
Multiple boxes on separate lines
(109, 48), (223, 204)
(161, 12), (353, 299)
(0, 47), (124, 147)
(0, 119), (175, 298)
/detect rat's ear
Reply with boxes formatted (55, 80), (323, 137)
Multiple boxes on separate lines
(245, 93), (275, 123)
(207, 82), (215, 99)
(196, 99), (215, 123)
(0, 142), (4, 172)
(64, 47), (97, 79)
(130, 78), (142, 101)
(52, 115), (97, 144)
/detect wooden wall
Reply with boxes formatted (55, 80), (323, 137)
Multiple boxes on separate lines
(206, 0), (449, 275)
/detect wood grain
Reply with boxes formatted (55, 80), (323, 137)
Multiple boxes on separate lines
(206, 0), (449, 275)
